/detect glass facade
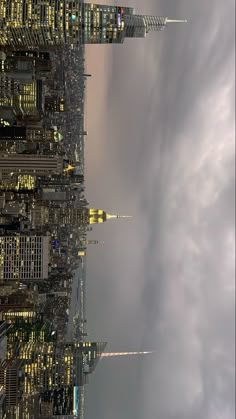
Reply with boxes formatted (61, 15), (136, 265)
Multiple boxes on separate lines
(0, 1), (168, 47)
(0, 235), (49, 281)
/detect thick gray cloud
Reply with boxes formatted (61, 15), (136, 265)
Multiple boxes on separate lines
(84, 0), (235, 418)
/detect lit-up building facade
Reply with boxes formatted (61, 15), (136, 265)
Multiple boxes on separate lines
(0, 1), (185, 47)
(31, 206), (130, 227)
(0, 174), (36, 192)
(18, 341), (106, 389)
(0, 340), (106, 416)
(45, 96), (65, 113)
(6, 321), (52, 345)
(0, 126), (59, 146)
(5, 320), (54, 360)
(0, 153), (63, 179)
(0, 78), (43, 119)
(0, 235), (49, 281)
(1, 309), (37, 325)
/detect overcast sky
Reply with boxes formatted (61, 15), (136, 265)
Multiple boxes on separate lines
(83, 1), (235, 418)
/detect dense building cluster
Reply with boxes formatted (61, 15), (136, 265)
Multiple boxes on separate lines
(0, 42), (106, 418)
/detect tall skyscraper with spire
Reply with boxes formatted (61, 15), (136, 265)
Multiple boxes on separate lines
(31, 206), (132, 227)
(0, 2), (186, 47)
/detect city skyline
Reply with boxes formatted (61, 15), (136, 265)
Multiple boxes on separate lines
(0, 0), (234, 418)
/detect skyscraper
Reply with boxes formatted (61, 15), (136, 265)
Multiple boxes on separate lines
(0, 153), (63, 179)
(30, 205), (131, 227)
(0, 126), (57, 143)
(18, 341), (107, 389)
(0, 2), (186, 47)
(0, 235), (49, 281)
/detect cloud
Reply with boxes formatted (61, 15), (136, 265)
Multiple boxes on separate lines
(85, 0), (235, 418)
(138, 10), (235, 419)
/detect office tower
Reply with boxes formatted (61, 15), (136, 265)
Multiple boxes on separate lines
(1, 50), (52, 74)
(0, 359), (24, 414)
(0, 126), (26, 142)
(6, 321), (53, 346)
(0, 79), (43, 119)
(0, 126), (62, 154)
(0, 55), (34, 82)
(0, 153), (63, 179)
(20, 341), (107, 386)
(45, 95), (65, 113)
(0, 2), (186, 47)
(15, 341), (107, 403)
(0, 298), (34, 313)
(0, 126), (58, 143)
(0, 309), (37, 325)
(0, 321), (12, 364)
(0, 174), (36, 192)
(0, 387), (6, 419)
(31, 206), (131, 227)
(0, 321), (12, 340)
(0, 235), (49, 281)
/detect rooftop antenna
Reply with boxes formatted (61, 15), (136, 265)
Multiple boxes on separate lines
(106, 214), (133, 220)
(101, 351), (154, 358)
(166, 18), (188, 23)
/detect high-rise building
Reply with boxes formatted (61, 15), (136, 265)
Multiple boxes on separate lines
(0, 79), (43, 119)
(0, 309), (37, 325)
(0, 126), (58, 143)
(6, 320), (53, 346)
(0, 235), (49, 281)
(0, 126), (26, 142)
(0, 174), (36, 192)
(0, 126), (63, 154)
(0, 359), (24, 411)
(45, 96), (65, 113)
(16, 341), (106, 397)
(0, 153), (63, 179)
(31, 205), (131, 227)
(0, 387), (7, 419)
(2, 50), (52, 74)
(0, 2), (186, 47)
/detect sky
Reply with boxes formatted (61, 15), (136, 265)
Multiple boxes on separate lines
(83, 0), (235, 418)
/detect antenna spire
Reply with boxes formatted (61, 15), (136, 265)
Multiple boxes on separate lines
(166, 18), (187, 23)
(101, 351), (154, 358)
(106, 214), (132, 220)
(86, 240), (105, 245)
